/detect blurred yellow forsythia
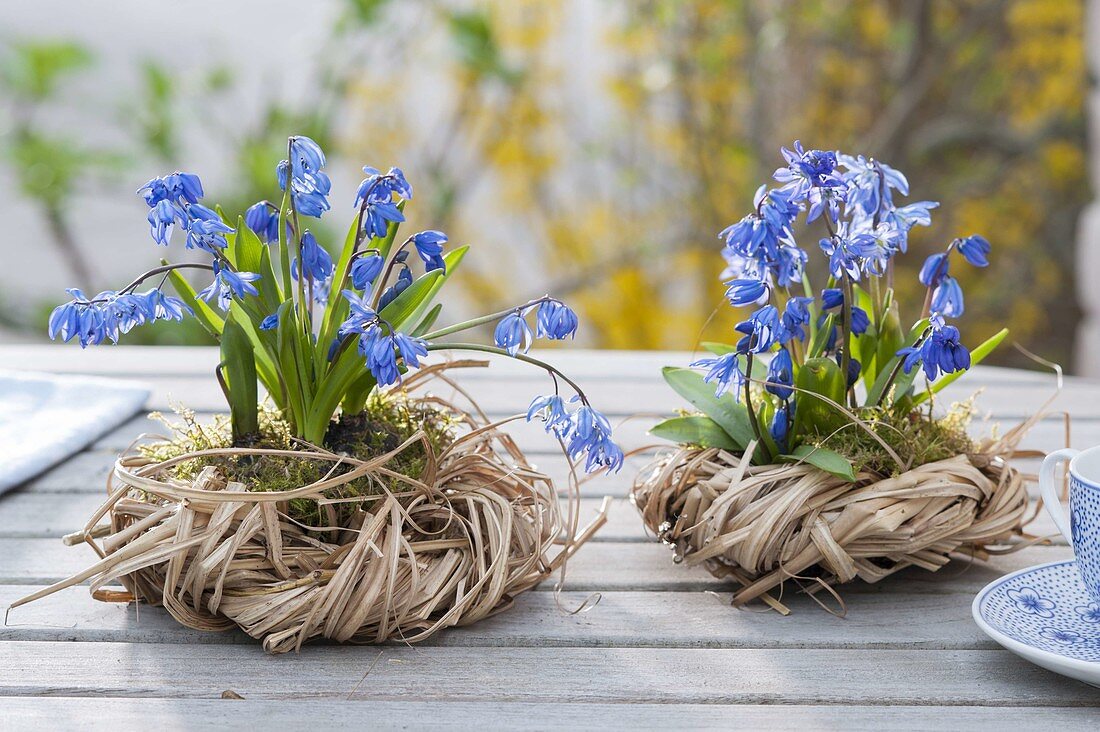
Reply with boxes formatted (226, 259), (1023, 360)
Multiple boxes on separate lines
(346, 0), (1086, 367)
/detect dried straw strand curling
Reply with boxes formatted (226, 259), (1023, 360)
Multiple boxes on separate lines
(14, 365), (607, 653)
(631, 429), (1033, 614)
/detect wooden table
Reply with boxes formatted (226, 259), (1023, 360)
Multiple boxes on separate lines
(1, 345), (1098, 729)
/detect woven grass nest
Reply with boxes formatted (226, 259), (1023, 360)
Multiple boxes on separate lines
(631, 417), (1042, 614)
(15, 363), (606, 653)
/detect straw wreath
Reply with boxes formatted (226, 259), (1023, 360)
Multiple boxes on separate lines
(631, 414), (1043, 614)
(12, 362), (608, 653)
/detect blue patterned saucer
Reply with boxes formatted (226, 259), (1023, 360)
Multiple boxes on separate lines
(973, 560), (1100, 687)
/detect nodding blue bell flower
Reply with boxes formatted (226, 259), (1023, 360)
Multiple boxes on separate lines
(765, 348), (794, 400)
(919, 252), (950, 287)
(779, 296), (813, 343)
(837, 354), (862, 387)
(957, 234), (991, 268)
(292, 231), (334, 282)
(139, 288), (191, 323)
(199, 261), (261, 311)
(393, 331), (428, 369)
(527, 393), (572, 437)
(378, 266), (413, 310)
(820, 289), (868, 335)
(359, 326), (400, 386)
(356, 166), (414, 208)
(769, 401), (792, 453)
(850, 306), (870, 336)
(734, 305), (780, 354)
(898, 322), (971, 381)
(725, 278), (769, 306)
(147, 199), (184, 246)
(535, 299), (579, 340)
(691, 352), (745, 399)
(185, 204), (234, 253)
(411, 230), (447, 272)
(494, 311), (533, 356)
(350, 253), (384, 291)
(259, 313), (279, 331)
(361, 200), (405, 240)
(930, 275), (964, 318)
(822, 288), (844, 310)
(564, 403), (624, 473)
(288, 136), (326, 178)
(137, 171), (204, 207)
(245, 201), (281, 244)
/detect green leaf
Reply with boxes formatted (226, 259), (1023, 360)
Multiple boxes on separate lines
(220, 312), (259, 441)
(650, 415), (740, 450)
(411, 303), (443, 337)
(780, 444), (857, 482)
(792, 357), (847, 438)
(164, 261), (223, 338)
(661, 367), (754, 450)
(701, 341), (735, 356)
(911, 327), (1009, 405)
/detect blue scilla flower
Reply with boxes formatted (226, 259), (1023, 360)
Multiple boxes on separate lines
(765, 347), (794, 400)
(338, 289), (378, 338)
(719, 186), (803, 284)
(278, 137), (331, 218)
(292, 231), (334, 282)
(535, 299), (579, 340)
(774, 142), (841, 191)
(259, 313), (279, 331)
(725, 278), (769, 306)
(819, 223), (878, 281)
(245, 201), (281, 244)
(288, 136), (325, 178)
(859, 221), (905, 275)
(362, 200), (406, 240)
(838, 154), (909, 216)
(379, 266), (413, 310)
(393, 331), (428, 369)
(185, 205), (234, 253)
(691, 352), (745, 399)
(779, 296), (813, 343)
(199, 261), (261, 311)
(137, 172), (203, 207)
(350, 253), (384, 291)
(957, 234), (991, 267)
(356, 166), (414, 207)
(139, 288), (191, 323)
(882, 200), (938, 248)
(931, 275), (964, 318)
(494, 312), (533, 356)
(822, 288), (844, 310)
(527, 394), (572, 437)
(48, 292), (102, 347)
(147, 200), (185, 246)
(898, 321), (970, 381)
(735, 305), (781, 354)
(412, 230), (447, 272)
(565, 403), (623, 473)
(359, 326), (400, 386)
(769, 401), (792, 453)
(919, 252), (950, 287)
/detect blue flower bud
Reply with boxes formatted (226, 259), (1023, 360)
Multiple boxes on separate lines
(919, 252), (949, 287)
(350, 254), (384, 290)
(957, 235), (991, 267)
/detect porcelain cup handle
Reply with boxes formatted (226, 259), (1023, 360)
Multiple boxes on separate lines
(1038, 448), (1079, 543)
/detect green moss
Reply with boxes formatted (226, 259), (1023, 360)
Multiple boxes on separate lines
(141, 392), (458, 527)
(804, 400), (975, 478)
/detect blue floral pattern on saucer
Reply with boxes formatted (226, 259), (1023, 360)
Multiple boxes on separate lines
(975, 561), (1100, 665)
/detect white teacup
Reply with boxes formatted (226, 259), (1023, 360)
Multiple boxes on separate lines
(1039, 447), (1100, 604)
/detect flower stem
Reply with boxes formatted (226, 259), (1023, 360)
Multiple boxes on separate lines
(424, 342), (590, 404)
(840, 272), (855, 407)
(113, 263), (215, 297)
(743, 351), (773, 462)
(421, 297), (554, 341)
(873, 327), (931, 407)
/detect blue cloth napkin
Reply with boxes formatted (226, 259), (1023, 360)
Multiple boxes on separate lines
(0, 370), (150, 495)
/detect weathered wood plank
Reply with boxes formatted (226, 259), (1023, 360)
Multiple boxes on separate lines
(0, 535), (1072, 591)
(0, 642), (1096, 704)
(1, 699), (1097, 732)
(0, 583), (1044, 651)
